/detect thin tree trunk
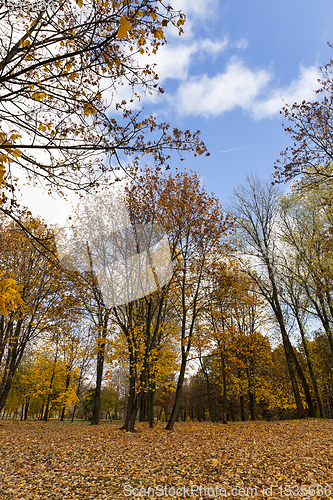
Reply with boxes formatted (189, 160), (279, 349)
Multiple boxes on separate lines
(60, 371), (71, 421)
(271, 291), (305, 419)
(139, 390), (147, 422)
(295, 313), (326, 418)
(91, 341), (104, 425)
(148, 384), (155, 428)
(246, 367), (256, 420)
(43, 356), (58, 422)
(230, 394), (235, 422)
(166, 354), (187, 430)
(238, 368), (245, 421)
(199, 355), (215, 422)
(91, 311), (110, 425)
(221, 354), (227, 424)
(120, 367), (136, 431)
(24, 399), (29, 420)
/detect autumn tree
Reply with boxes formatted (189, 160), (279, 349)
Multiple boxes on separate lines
(111, 299), (179, 430)
(277, 186), (333, 417)
(231, 176), (314, 419)
(274, 46), (333, 188)
(104, 169), (233, 431)
(279, 188), (333, 358)
(0, 0), (208, 225)
(199, 263), (240, 424)
(133, 170), (234, 431)
(0, 214), (77, 412)
(200, 262), (271, 423)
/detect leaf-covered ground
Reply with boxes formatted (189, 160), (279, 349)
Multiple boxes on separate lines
(0, 419), (332, 499)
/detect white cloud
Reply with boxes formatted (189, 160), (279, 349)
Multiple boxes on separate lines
(109, 36), (229, 112)
(235, 38), (249, 50)
(171, 0), (219, 20)
(201, 37), (228, 54)
(168, 60), (321, 119)
(166, 0), (219, 40)
(16, 183), (80, 225)
(139, 36), (228, 84)
(251, 65), (320, 118)
(171, 58), (272, 117)
(145, 44), (198, 83)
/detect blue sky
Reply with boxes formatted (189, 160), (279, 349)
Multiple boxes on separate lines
(135, 0), (333, 206)
(21, 0), (333, 221)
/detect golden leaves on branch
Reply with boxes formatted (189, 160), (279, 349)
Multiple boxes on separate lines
(31, 91), (48, 101)
(0, 130), (23, 196)
(0, 268), (25, 316)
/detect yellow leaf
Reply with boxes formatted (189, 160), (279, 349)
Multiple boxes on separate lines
(31, 91), (48, 101)
(76, 0), (83, 7)
(154, 28), (163, 40)
(12, 149), (22, 158)
(82, 102), (97, 116)
(10, 133), (21, 142)
(0, 165), (5, 186)
(118, 16), (131, 39)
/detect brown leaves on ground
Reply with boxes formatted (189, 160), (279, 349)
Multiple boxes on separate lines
(0, 420), (332, 499)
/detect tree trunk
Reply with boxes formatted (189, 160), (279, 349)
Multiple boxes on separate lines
(295, 312), (326, 418)
(120, 366), (137, 431)
(166, 354), (187, 430)
(139, 391), (148, 422)
(91, 347), (104, 425)
(230, 394), (235, 422)
(0, 380), (14, 413)
(200, 357), (215, 422)
(246, 367), (256, 420)
(60, 372), (71, 421)
(279, 325), (305, 419)
(24, 399), (29, 420)
(91, 313), (109, 425)
(221, 354), (227, 424)
(43, 395), (51, 421)
(238, 368), (245, 421)
(148, 385), (155, 428)
(271, 293), (305, 419)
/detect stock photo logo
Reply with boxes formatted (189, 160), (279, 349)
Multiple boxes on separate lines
(0, 0), (54, 11)
(55, 193), (173, 307)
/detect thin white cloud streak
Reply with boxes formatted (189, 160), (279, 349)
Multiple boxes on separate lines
(219, 146), (252, 153)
